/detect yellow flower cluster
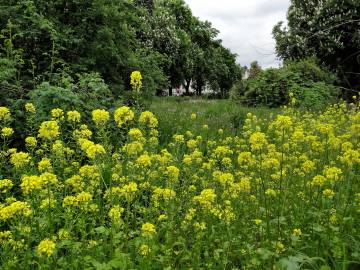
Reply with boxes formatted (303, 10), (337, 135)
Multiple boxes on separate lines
(37, 239), (56, 257)
(0, 106), (11, 122)
(1, 127), (14, 137)
(51, 108), (64, 120)
(92, 109), (109, 126)
(0, 201), (32, 221)
(130, 71), (142, 91)
(67, 110), (81, 122)
(38, 121), (60, 140)
(24, 103), (36, 113)
(141, 222), (156, 236)
(10, 152), (31, 168)
(78, 138), (106, 159)
(20, 173), (58, 194)
(114, 106), (134, 127)
(0, 101), (359, 268)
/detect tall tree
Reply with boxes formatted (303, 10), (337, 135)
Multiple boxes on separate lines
(273, 0), (360, 95)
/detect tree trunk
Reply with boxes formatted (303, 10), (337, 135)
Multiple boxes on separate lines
(168, 86), (173, 96)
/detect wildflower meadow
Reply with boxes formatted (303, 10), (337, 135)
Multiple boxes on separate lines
(0, 97), (359, 269)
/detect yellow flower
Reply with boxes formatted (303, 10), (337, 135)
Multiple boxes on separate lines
(114, 106), (134, 127)
(67, 110), (81, 122)
(51, 108), (64, 120)
(37, 239), (56, 257)
(293, 228), (302, 237)
(273, 115), (293, 129)
(38, 158), (52, 172)
(108, 205), (125, 223)
(0, 179), (13, 193)
(323, 189), (335, 199)
(136, 154), (151, 167)
(254, 219), (262, 225)
(0, 107), (11, 122)
(1, 127), (14, 137)
(73, 124), (93, 139)
(166, 166), (180, 182)
(139, 111), (158, 128)
(138, 244), (151, 256)
(249, 132), (267, 151)
(25, 136), (37, 148)
(265, 188), (277, 197)
(24, 103), (36, 113)
(173, 134), (184, 143)
(141, 222), (156, 236)
(38, 121), (60, 140)
(130, 71), (142, 91)
(193, 189), (216, 208)
(191, 113), (197, 120)
(10, 151), (31, 168)
(92, 109), (109, 126)
(311, 175), (326, 187)
(0, 201), (32, 221)
(158, 214), (168, 221)
(58, 229), (71, 240)
(128, 128), (144, 141)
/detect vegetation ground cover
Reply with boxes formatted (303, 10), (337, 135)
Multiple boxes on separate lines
(0, 100), (359, 269)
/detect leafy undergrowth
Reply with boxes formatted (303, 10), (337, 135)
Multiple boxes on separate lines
(0, 101), (359, 269)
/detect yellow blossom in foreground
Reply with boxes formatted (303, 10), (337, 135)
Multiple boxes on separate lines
(254, 219), (262, 225)
(293, 228), (302, 237)
(193, 189), (216, 208)
(249, 132), (267, 151)
(51, 108), (64, 120)
(139, 111), (158, 128)
(0, 107), (11, 122)
(323, 189), (335, 199)
(130, 71), (142, 91)
(1, 127), (14, 137)
(38, 121), (60, 140)
(37, 239), (56, 257)
(92, 109), (109, 126)
(0, 179), (13, 193)
(114, 106), (134, 127)
(25, 103), (36, 113)
(141, 222), (156, 236)
(67, 110), (81, 122)
(108, 205), (125, 223)
(10, 152), (31, 168)
(138, 244), (151, 256)
(0, 201), (32, 221)
(25, 137), (37, 148)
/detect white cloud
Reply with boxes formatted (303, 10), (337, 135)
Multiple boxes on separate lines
(184, 0), (290, 68)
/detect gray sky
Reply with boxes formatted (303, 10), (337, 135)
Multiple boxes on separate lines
(184, 0), (290, 68)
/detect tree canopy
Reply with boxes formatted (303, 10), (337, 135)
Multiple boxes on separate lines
(0, 0), (240, 99)
(273, 0), (360, 96)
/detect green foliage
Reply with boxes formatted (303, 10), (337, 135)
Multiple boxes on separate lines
(28, 82), (82, 120)
(272, 0), (360, 94)
(230, 59), (340, 108)
(28, 72), (115, 123)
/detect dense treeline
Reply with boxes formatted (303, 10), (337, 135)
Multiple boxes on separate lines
(273, 0), (360, 98)
(0, 0), (240, 107)
(231, 0), (359, 108)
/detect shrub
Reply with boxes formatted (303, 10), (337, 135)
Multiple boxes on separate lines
(231, 58), (340, 108)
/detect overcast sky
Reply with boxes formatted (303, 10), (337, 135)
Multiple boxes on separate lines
(184, 0), (290, 68)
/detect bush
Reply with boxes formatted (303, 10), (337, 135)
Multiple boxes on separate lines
(231, 58), (340, 108)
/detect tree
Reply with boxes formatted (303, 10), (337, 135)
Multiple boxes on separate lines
(273, 0), (360, 96)
(248, 61), (262, 79)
